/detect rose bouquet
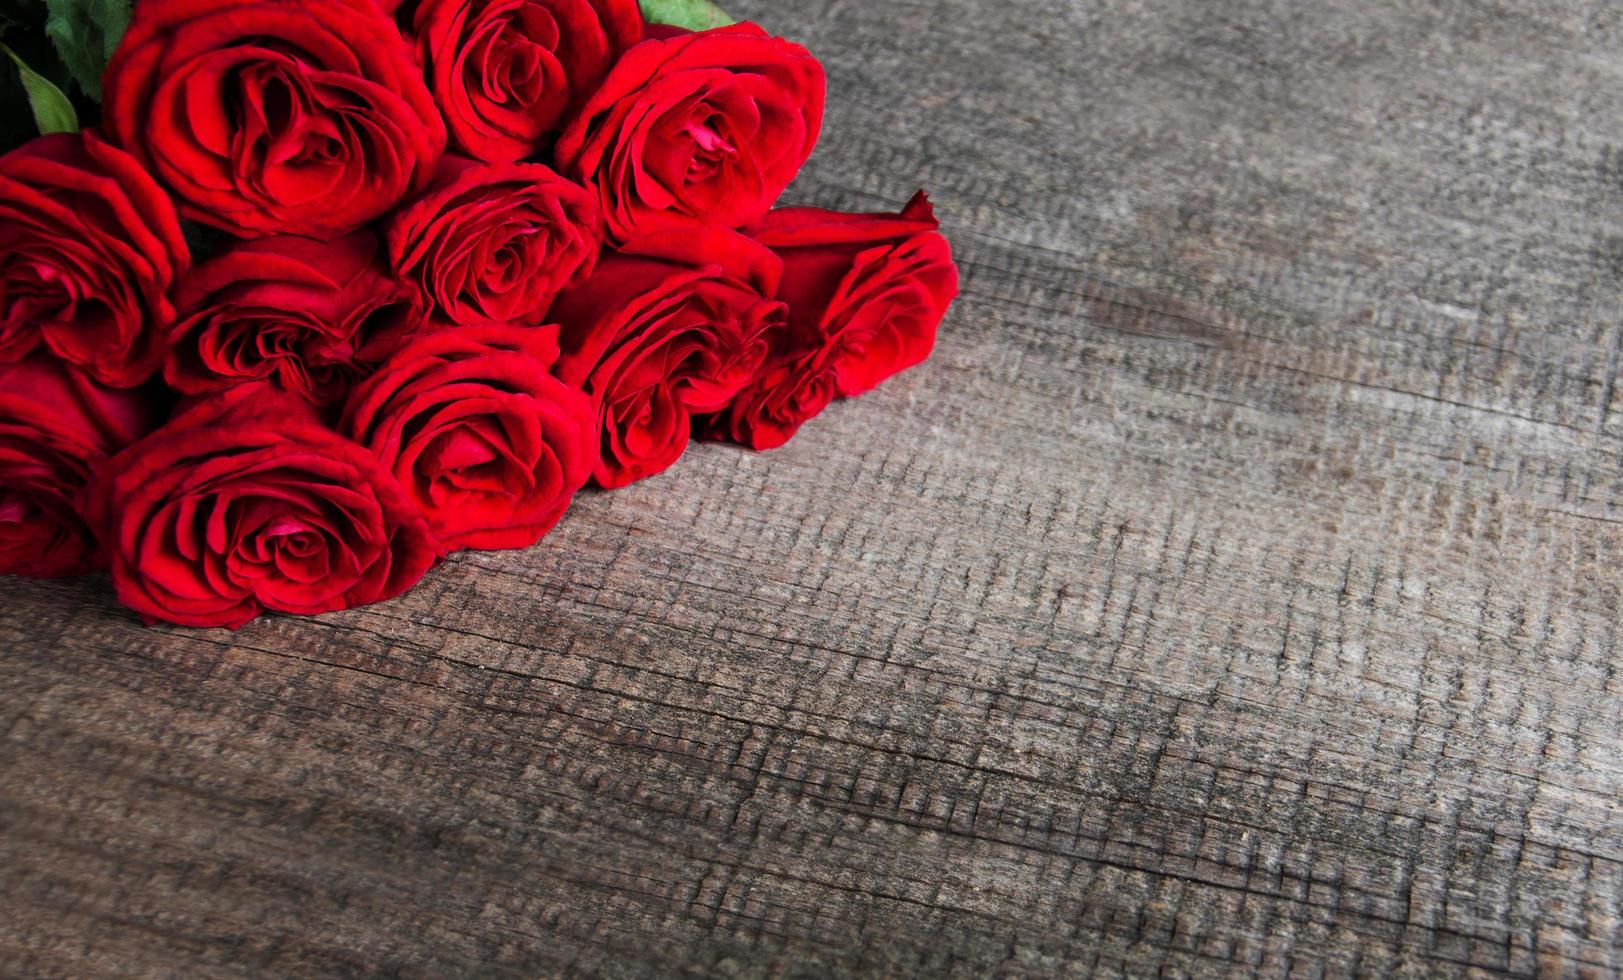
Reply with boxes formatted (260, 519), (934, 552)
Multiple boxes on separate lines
(0, 0), (958, 628)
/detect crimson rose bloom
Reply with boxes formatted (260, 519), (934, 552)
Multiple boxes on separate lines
(759, 192), (957, 396)
(166, 233), (427, 408)
(708, 194), (957, 448)
(556, 23), (824, 243)
(0, 131), (188, 388)
(388, 156), (602, 325)
(702, 348), (838, 451)
(412, 0), (643, 162)
(342, 325), (595, 552)
(0, 357), (160, 578)
(103, 0), (446, 240)
(551, 227), (784, 488)
(90, 386), (439, 629)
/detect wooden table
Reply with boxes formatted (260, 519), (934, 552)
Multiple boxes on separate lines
(5, 1), (1621, 976)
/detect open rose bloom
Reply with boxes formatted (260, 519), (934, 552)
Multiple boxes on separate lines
(0, 2), (957, 627)
(0, 132), (188, 388)
(709, 192), (960, 448)
(102, 0), (447, 239)
(557, 22), (825, 242)
(166, 233), (428, 407)
(411, 0), (644, 162)
(388, 155), (602, 325)
(552, 227), (783, 487)
(342, 324), (597, 551)
(89, 386), (440, 628)
(0, 357), (160, 577)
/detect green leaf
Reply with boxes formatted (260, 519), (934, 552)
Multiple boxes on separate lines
(639, 0), (736, 31)
(2, 43), (78, 134)
(43, 0), (131, 101)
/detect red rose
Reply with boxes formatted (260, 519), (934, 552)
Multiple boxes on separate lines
(103, 0), (446, 240)
(754, 192), (958, 398)
(412, 0), (643, 162)
(701, 348), (838, 450)
(0, 131), (189, 388)
(705, 194), (957, 449)
(388, 156), (602, 325)
(341, 324), (595, 551)
(90, 385), (439, 628)
(166, 233), (427, 408)
(555, 23), (824, 243)
(551, 226), (784, 488)
(0, 357), (160, 578)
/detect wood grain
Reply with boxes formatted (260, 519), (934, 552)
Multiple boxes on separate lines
(3, 0), (1621, 976)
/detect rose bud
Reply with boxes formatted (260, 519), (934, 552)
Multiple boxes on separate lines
(341, 324), (596, 552)
(411, 0), (644, 163)
(551, 226), (785, 488)
(388, 156), (602, 325)
(555, 22), (824, 243)
(0, 357), (161, 578)
(166, 233), (427, 409)
(89, 385), (440, 629)
(0, 131), (189, 388)
(102, 0), (446, 240)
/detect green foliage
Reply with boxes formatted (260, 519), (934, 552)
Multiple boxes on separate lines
(2, 42), (78, 134)
(638, 0), (735, 31)
(43, 0), (130, 101)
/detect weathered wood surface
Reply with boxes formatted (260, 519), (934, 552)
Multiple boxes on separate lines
(4, 1), (1623, 976)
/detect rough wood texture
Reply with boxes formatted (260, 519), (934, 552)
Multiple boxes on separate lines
(4, 1), (1622, 976)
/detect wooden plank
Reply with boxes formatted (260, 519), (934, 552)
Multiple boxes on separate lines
(3, 0), (1621, 975)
